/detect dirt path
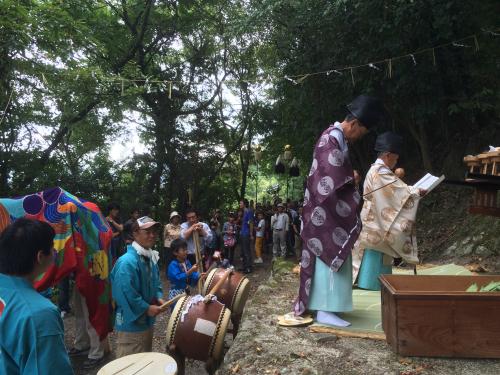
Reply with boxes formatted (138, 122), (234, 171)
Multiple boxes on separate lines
(65, 251), (273, 375)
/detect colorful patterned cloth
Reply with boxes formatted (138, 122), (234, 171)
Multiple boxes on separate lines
(0, 187), (112, 339)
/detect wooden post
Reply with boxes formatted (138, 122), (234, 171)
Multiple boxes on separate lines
(193, 230), (204, 294)
(167, 344), (185, 375)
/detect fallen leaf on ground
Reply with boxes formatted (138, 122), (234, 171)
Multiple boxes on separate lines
(399, 358), (413, 365)
(290, 352), (307, 358)
(467, 263), (487, 273)
(231, 363), (241, 373)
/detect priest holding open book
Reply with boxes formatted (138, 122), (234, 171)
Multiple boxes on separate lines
(352, 132), (431, 290)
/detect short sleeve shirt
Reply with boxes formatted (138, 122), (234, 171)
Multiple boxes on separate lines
(240, 209), (254, 236)
(256, 219), (265, 237)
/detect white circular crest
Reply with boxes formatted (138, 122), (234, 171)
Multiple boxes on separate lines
(336, 200), (352, 218)
(332, 227), (349, 247)
(303, 189), (310, 206)
(311, 206), (326, 226)
(353, 190), (361, 204)
(307, 238), (323, 256)
(301, 250), (311, 268)
(328, 149), (344, 166)
(318, 134), (329, 147)
(305, 278), (312, 296)
(317, 176), (334, 196)
(309, 158), (318, 176)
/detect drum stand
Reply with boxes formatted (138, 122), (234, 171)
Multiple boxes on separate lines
(167, 345), (185, 375)
(167, 344), (221, 375)
(228, 314), (242, 338)
(205, 357), (221, 375)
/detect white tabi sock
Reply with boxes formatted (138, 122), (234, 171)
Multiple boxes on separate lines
(316, 310), (351, 327)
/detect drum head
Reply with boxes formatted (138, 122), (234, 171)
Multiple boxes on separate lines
(97, 352), (177, 375)
(231, 277), (250, 315)
(202, 268), (218, 295)
(166, 295), (231, 362)
(166, 295), (189, 347)
(211, 304), (231, 361)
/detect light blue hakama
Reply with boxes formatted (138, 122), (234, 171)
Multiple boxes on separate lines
(309, 254), (353, 312)
(358, 249), (392, 291)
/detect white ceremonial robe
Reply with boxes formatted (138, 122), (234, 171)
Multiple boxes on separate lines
(352, 160), (421, 281)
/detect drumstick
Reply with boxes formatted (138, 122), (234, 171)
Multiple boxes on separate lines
(203, 268), (233, 304)
(159, 293), (186, 312)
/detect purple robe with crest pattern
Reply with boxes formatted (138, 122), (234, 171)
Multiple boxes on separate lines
(294, 123), (362, 315)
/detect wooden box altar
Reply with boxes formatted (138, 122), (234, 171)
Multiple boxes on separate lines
(380, 274), (500, 358)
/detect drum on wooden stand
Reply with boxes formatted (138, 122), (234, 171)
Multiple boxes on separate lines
(97, 352), (177, 375)
(166, 295), (231, 374)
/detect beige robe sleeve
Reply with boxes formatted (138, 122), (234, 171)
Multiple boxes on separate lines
(356, 164), (421, 263)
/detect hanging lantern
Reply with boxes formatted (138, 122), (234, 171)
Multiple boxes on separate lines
(283, 144), (292, 161)
(289, 157), (300, 177)
(275, 155), (285, 174)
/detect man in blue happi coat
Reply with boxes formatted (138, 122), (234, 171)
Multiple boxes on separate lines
(111, 216), (165, 358)
(0, 218), (74, 375)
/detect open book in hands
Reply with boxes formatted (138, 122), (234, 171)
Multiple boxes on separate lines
(414, 173), (445, 193)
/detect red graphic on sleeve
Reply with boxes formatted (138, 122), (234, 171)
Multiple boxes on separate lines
(0, 297), (5, 317)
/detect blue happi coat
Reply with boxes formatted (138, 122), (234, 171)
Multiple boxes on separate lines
(111, 244), (163, 332)
(0, 274), (73, 375)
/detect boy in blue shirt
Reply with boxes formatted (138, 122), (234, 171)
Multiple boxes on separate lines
(167, 238), (201, 302)
(111, 216), (164, 358)
(0, 218), (73, 375)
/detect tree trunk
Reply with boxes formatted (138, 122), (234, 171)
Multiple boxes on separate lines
(239, 149), (248, 200)
(417, 122), (433, 172)
(19, 98), (101, 190)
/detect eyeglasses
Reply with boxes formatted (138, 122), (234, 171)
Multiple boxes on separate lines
(186, 215), (197, 220)
(139, 228), (159, 236)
